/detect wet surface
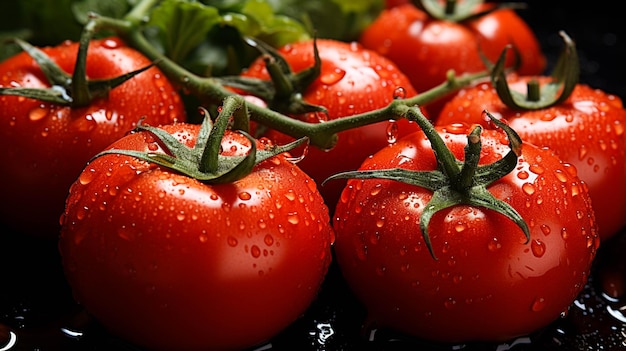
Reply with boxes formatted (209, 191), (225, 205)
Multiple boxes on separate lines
(2, 1), (626, 350)
(0, 226), (625, 351)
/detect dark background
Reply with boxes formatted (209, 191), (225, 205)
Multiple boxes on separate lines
(514, 0), (626, 101)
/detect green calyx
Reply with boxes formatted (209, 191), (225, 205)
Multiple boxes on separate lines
(217, 36), (327, 117)
(325, 107), (529, 259)
(493, 31), (580, 110)
(93, 95), (307, 184)
(0, 21), (152, 107)
(418, 0), (526, 22)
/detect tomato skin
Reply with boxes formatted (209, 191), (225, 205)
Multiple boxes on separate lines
(333, 124), (599, 342)
(240, 38), (421, 213)
(0, 37), (185, 238)
(359, 4), (546, 116)
(59, 124), (334, 351)
(436, 76), (626, 241)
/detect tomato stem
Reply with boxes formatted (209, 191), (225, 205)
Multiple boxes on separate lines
(89, 1), (489, 150)
(492, 31), (580, 110)
(325, 109), (530, 259)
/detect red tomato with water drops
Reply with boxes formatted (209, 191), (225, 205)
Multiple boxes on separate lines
(332, 122), (599, 343)
(0, 37), (185, 238)
(359, 2), (546, 116)
(59, 123), (335, 351)
(436, 75), (626, 241)
(239, 38), (421, 213)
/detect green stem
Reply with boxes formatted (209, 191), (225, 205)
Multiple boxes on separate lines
(124, 0), (163, 25)
(93, 3), (488, 150)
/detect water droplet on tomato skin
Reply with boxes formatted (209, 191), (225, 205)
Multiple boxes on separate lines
(386, 121), (398, 143)
(530, 297), (546, 312)
(530, 239), (546, 258)
(319, 68), (346, 85)
(227, 236), (238, 247)
(28, 107), (47, 121)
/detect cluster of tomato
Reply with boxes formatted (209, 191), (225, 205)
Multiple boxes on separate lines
(0, 0), (624, 351)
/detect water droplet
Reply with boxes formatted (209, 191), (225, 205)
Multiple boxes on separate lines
(238, 192), (252, 201)
(287, 213), (300, 224)
(264, 234), (274, 246)
(386, 121), (398, 143)
(227, 236), (238, 247)
(522, 183), (536, 195)
(529, 164), (544, 175)
(540, 224), (551, 236)
(531, 297), (546, 312)
(530, 239), (546, 257)
(79, 168), (96, 185)
(257, 219), (267, 229)
(76, 114), (98, 132)
(102, 39), (120, 49)
(320, 68), (346, 85)
(28, 107), (47, 121)
(444, 298), (457, 310)
(393, 86), (407, 100)
(251, 245), (261, 258)
(487, 237), (501, 252)
(284, 191), (297, 201)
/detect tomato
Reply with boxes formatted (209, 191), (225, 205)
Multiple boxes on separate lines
(332, 121), (599, 343)
(359, 2), (546, 116)
(238, 38), (421, 212)
(58, 121), (335, 351)
(0, 37), (185, 238)
(436, 75), (626, 241)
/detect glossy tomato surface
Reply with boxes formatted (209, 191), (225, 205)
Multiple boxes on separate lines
(240, 38), (421, 213)
(333, 124), (599, 343)
(59, 124), (335, 351)
(359, 3), (546, 115)
(436, 76), (626, 241)
(0, 37), (185, 238)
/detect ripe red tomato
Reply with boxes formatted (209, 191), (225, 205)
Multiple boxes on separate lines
(359, 2), (546, 116)
(332, 122), (599, 343)
(436, 75), (626, 241)
(59, 123), (335, 351)
(0, 37), (186, 238)
(239, 38), (421, 213)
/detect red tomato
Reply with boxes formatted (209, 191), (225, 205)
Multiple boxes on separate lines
(333, 123), (599, 343)
(359, 3), (546, 116)
(436, 75), (626, 241)
(0, 37), (185, 238)
(59, 123), (335, 351)
(239, 38), (421, 213)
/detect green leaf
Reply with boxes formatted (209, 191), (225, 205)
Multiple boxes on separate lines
(148, 0), (221, 63)
(267, 0), (384, 41)
(71, 0), (131, 25)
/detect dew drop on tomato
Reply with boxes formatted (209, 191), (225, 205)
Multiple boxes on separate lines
(76, 114), (98, 132)
(319, 68), (346, 85)
(227, 236), (238, 247)
(522, 182), (536, 196)
(28, 107), (47, 121)
(78, 168), (96, 185)
(487, 237), (502, 252)
(101, 39), (120, 49)
(530, 239), (546, 258)
(287, 213), (300, 225)
(386, 121), (399, 143)
(250, 245), (261, 258)
(531, 297), (546, 312)
(392, 86), (407, 100)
